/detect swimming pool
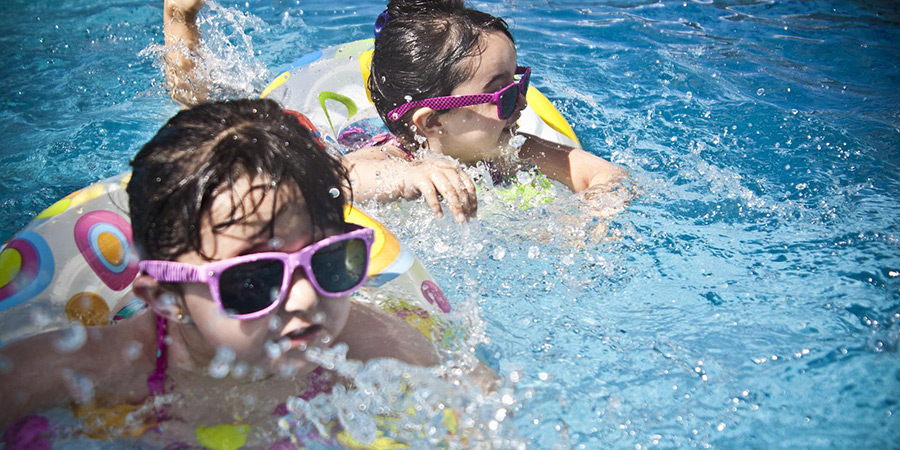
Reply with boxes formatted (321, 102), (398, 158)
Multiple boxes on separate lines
(1, 0), (898, 447)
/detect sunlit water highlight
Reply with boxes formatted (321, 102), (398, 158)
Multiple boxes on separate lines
(1, 0), (898, 447)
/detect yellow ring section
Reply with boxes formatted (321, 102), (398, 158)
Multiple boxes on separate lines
(526, 87), (580, 145)
(344, 205), (400, 276)
(360, 49), (375, 104)
(0, 247), (22, 288)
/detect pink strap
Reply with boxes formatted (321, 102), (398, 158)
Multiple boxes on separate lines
(147, 314), (167, 396)
(362, 133), (414, 161)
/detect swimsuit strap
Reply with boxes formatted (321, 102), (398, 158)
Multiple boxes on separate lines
(147, 314), (168, 396)
(362, 133), (415, 161)
(484, 160), (503, 186)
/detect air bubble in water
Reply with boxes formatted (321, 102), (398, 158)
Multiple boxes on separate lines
(54, 324), (87, 353)
(157, 292), (179, 316)
(756, 88), (765, 96)
(208, 346), (236, 379)
(268, 315), (283, 332)
(268, 236), (285, 250)
(339, 404), (377, 444)
(265, 340), (283, 359)
(508, 134), (527, 148)
(516, 170), (534, 185)
(62, 368), (95, 404)
(232, 362), (249, 379)
(30, 306), (52, 328)
(123, 341), (144, 362)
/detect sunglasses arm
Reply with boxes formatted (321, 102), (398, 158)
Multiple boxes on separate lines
(139, 260), (207, 284)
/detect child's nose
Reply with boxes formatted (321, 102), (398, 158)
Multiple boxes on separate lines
(280, 269), (319, 314)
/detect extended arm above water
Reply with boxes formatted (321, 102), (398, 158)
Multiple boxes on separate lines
(163, 0), (208, 107)
(519, 133), (627, 193)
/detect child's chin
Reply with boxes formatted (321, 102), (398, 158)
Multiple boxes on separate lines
(270, 356), (317, 379)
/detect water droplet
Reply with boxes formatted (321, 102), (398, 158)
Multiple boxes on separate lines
(756, 88), (765, 96)
(232, 362), (249, 379)
(508, 134), (527, 148)
(491, 247), (506, 261)
(339, 404), (377, 444)
(208, 346), (236, 378)
(527, 246), (540, 259)
(61, 368), (95, 404)
(329, 187), (341, 198)
(268, 315), (283, 331)
(123, 340), (144, 362)
(29, 306), (52, 328)
(265, 340), (283, 359)
(54, 324), (87, 353)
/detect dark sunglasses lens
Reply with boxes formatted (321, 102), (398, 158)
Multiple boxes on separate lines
(500, 87), (519, 119)
(219, 259), (285, 315)
(311, 238), (368, 293)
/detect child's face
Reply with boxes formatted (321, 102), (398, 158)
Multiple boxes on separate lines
(174, 177), (351, 376)
(433, 32), (525, 163)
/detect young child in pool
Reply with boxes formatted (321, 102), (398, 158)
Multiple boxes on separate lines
(357, 0), (626, 199)
(163, 0), (625, 223)
(0, 99), (438, 442)
(163, 0), (478, 223)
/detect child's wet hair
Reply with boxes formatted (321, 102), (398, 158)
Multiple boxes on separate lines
(128, 98), (349, 261)
(368, 0), (513, 149)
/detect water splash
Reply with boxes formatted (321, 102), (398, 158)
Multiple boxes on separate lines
(208, 346), (237, 379)
(139, 0), (271, 101)
(53, 324), (87, 354)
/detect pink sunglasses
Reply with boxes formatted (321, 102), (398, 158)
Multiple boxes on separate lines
(139, 225), (374, 320)
(387, 66), (531, 122)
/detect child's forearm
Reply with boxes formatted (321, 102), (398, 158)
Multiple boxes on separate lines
(519, 133), (627, 192)
(163, 0), (208, 107)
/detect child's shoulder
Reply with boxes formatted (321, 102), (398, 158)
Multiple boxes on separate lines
(338, 302), (439, 367)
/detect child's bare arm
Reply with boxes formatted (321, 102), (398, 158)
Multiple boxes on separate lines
(519, 133), (627, 193)
(163, 0), (208, 107)
(0, 315), (156, 426)
(338, 302), (440, 367)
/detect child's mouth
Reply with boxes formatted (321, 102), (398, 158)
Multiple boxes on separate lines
(283, 325), (322, 350)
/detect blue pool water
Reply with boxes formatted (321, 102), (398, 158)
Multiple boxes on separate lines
(1, 0), (898, 447)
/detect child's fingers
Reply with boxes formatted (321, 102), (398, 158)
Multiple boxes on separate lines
(430, 172), (467, 223)
(416, 179), (445, 219)
(460, 172), (478, 218)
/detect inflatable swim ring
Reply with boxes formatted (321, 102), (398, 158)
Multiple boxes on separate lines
(0, 171), (456, 347)
(260, 39), (582, 150)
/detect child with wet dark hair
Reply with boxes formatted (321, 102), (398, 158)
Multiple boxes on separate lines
(0, 99), (437, 441)
(357, 0), (625, 198)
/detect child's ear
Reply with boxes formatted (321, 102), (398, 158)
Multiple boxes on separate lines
(411, 107), (443, 138)
(132, 275), (183, 321)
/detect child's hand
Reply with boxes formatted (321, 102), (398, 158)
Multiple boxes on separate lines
(166, 0), (205, 17)
(400, 157), (477, 222)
